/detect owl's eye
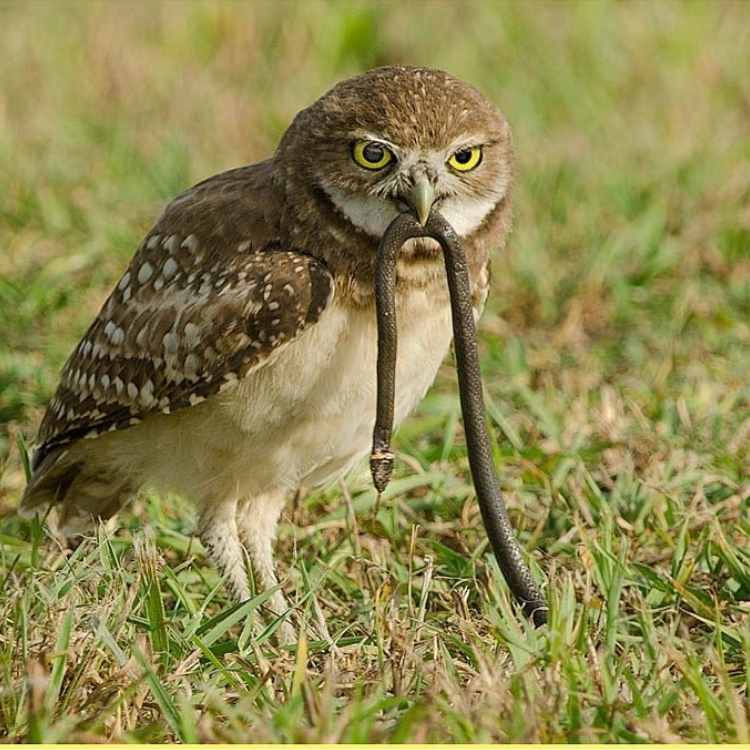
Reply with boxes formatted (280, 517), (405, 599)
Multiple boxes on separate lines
(448, 146), (482, 172)
(352, 141), (394, 170)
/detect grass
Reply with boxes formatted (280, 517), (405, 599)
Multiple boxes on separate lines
(1, 0), (749, 742)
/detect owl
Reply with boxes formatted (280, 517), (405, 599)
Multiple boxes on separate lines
(20, 66), (513, 636)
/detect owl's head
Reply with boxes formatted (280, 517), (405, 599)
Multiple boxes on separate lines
(277, 66), (512, 242)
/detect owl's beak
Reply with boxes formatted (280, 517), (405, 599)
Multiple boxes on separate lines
(407, 174), (436, 226)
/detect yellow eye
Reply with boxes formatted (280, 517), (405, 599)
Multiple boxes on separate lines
(352, 141), (393, 170)
(448, 146), (482, 172)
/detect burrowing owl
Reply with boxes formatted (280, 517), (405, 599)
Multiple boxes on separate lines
(20, 66), (513, 629)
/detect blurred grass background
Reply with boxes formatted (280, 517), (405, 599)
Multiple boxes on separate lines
(1, 0), (749, 742)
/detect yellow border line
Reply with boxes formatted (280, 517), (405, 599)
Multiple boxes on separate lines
(20, 745), (750, 749)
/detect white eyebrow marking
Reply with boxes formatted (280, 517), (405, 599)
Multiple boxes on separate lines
(353, 131), (400, 153)
(445, 133), (486, 153)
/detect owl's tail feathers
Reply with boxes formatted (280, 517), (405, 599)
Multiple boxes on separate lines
(18, 446), (130, 537)
(18, 446), (77, 518)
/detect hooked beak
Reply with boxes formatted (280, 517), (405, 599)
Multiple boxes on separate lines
(406, 173), (435, 226)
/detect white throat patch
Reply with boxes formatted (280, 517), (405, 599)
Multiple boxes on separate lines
(438, 194), (499, 237)
(323, 187), (400, 238)
(322, 184), (499, 239)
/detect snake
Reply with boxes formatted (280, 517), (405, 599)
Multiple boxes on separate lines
(370, 210), (548, 627)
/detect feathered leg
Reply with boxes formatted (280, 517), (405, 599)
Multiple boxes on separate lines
(237, 489), (295, 641)
(197, 498), (251, 601)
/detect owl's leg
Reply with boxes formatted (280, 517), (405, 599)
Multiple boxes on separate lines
(236, 489), (295, 642)
(197, 498), (251, 601)
(239, 488), (338, 648)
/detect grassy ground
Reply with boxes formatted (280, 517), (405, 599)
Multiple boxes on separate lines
(1, 0), (749, 742)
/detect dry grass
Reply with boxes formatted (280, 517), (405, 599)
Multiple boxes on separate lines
(1, 0), (749, 742)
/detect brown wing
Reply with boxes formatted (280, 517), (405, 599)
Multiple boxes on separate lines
(32, 165), (334, 471)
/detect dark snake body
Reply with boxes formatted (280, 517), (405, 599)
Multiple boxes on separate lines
(371, 211), (548, 627)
